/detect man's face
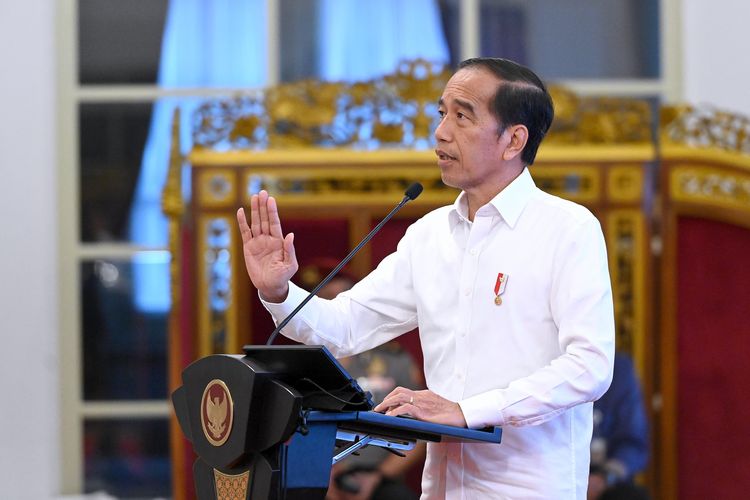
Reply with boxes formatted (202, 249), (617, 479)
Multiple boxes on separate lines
(434, 67), (511, 192)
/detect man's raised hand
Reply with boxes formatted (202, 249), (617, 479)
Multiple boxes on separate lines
(236, 190), (298, 302)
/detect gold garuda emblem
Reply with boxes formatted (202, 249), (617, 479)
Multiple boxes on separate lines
(200, 379), (234, 446)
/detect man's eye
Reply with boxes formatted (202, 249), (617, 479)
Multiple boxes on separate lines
(438, 110), (446, 117)
(457, 112), (466, 119)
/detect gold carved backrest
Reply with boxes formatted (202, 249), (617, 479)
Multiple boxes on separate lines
(192, 59), (452, 151)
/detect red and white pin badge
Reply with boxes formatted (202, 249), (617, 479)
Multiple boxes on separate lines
(494, 273), (508, 305)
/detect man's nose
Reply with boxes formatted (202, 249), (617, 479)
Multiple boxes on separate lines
(434, 117), (450, 142)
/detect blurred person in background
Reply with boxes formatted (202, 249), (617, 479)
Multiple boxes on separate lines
(588, 352), (650, 500)
(299, 259), (426, 500)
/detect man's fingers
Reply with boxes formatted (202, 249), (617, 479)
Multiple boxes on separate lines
(247, 191), (285, 239)
(267, 195), (284, 238)
(385, 403), (419, 418)
(250, 193), (261, 236)
(259, 190), (270, 234)
(373, 387), (410, 413)
(237, 208), (252, 241)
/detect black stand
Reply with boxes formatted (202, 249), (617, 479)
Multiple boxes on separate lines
(172, 345), (502, 499)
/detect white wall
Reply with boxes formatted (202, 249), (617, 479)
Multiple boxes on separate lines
(682, 0), (750, 116)
(0, 0), (60, 498)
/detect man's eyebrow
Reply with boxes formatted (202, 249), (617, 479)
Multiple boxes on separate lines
(454, 98), (475, 114)
(437, 97), (475, 114)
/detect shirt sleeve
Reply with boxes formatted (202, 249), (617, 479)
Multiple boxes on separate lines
(459, 216), (615, 428)
(260, 227), (420, 359)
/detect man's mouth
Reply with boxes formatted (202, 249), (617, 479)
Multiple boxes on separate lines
(436, 149), (457, 161)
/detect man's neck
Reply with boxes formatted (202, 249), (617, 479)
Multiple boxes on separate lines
(465, 166), (525, 221)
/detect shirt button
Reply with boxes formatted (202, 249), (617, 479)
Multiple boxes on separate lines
(469, 248), (477, 256)
(464, 288), (471, 296)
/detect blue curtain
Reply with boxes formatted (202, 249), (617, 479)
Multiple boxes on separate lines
(318, 0), (449, 81)
(129, 0), (267, 313)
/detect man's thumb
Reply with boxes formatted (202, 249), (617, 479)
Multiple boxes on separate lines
(284, 233), (296, 263)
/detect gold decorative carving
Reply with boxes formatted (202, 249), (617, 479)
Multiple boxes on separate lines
(608, 165), (645, 203)
(193, 59), (451, 150)
(242, 167), (454, 206)
(197, 170), (237, 207)
(163, 108), (185, 309)
(661, 105), (750, 154)
(213, 469), (250, 500)
(190, 59), (652, 151)
(545, 88), (652, 144)
(236, 164), (601, 205)
(198, 216), (237, 356)
(606, 210), (646, 376)
(670, 167), (750, 210)
(163, 108), (185, 219)
(532, 166), (601, 203)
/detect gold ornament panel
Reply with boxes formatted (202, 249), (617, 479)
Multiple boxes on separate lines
(197, 215), (238, 357)
(197, 169), (238, 208)
(213, 469), (249, 500)
(606, 210), (647, 378)
(190, 59), (653, 152)
(662, 105), (750, 154)
(670, 166), (750, 211)
(242, 167), (454, 206)
(608, 165), (645, 203)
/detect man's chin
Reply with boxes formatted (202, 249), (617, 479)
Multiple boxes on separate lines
(440, 172), (460, 190)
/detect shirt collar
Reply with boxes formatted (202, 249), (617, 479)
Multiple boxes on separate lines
(450, 168), (536, 229)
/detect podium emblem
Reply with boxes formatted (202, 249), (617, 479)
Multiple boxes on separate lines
(201, 379), (234, 446)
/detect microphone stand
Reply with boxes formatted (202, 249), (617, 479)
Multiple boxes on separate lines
(266, 183), (422, 345)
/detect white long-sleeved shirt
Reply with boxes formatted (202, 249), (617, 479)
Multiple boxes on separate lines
(262, 168), (615, 499)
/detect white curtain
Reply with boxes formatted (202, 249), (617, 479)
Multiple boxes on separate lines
(318, 0), (449, 81)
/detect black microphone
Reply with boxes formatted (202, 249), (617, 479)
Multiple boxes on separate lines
(265, 182), (423, 345)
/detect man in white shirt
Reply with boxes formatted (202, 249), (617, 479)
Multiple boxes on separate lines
(237, 57), (615, 499)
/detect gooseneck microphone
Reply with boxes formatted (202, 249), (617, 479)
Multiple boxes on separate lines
(265, 182), (423, 345)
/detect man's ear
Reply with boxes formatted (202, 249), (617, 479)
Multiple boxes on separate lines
(501, 125), (528, 161)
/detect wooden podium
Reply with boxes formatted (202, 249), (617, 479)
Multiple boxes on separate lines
(172, 345), (501, 499)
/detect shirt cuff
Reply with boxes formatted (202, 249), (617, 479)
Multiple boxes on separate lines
(458, 390), (507, 429)
(259, 281), (308, 325)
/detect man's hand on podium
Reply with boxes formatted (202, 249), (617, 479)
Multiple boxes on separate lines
(374, 387), (467, 428)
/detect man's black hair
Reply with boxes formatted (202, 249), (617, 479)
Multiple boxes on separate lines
(458, 57), (554, 166)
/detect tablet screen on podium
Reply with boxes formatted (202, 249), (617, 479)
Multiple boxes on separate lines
(242, 344), (375, 411)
